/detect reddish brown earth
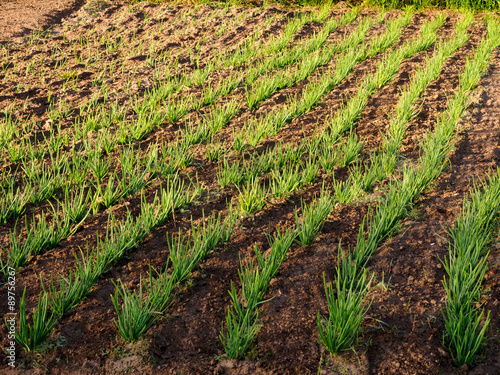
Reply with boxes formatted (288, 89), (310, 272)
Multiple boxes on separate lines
(1, 1), (500, 375)
(0, 0), (86, 44)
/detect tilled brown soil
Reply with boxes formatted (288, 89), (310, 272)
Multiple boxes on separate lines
(1, 1), (500, 375)
(0, 0), (86, 44)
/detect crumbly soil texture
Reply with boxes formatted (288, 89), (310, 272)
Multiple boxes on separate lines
(1, 0), (500, 374)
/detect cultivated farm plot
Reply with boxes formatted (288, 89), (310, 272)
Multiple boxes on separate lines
(1, 1), (500, 374)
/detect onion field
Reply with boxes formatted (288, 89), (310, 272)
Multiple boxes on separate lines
(1, 1), (500, 374)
